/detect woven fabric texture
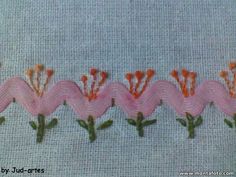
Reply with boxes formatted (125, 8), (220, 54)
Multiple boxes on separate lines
(0, 0), (235, 177)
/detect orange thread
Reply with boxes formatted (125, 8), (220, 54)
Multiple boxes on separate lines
(125, 73), (134, 93)
(81, 68), (108, 101)
(189, 72), (197, 96)
(220, 62), (236, 97)
(125, 69), (155, 98)
(170, 68), (197, 97)
(81, 75), (88, 97)
(25, 64), (54, 97)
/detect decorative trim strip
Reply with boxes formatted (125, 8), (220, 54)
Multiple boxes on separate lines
(0, 64), (236, 142)
(0, 77), (233, 117)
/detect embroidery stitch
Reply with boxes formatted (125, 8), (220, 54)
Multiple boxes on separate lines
(26, 64), (58, 143)
(171, 68), (202, 138)
(77, 68), (112, 142)
(220, 62), (236, 129)
(125, 69), (157, 137)
(81, 68), (108, 101)
(125, 69), (155, 98)
(0, 116), (5, 125)
(170, 68), (197, 97)
(1, 63), (236, 142)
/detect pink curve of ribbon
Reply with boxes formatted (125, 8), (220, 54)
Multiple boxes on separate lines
(0, 77), (235, 119)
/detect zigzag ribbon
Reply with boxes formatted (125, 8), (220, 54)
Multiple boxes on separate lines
(0, 77), (234, 119)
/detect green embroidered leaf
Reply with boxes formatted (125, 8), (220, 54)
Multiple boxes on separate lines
(97, 120), (113, 130)
(186, 113), (194, 121)
(233, 114), (236, 122)
(142, 119), (157, 127)
(126, 119), (136, 126)
(29, 121), (37, 130)
(77, 120), (88, 130)
(176, 118), (187, 127)
(194, 116), (203, 127)
(46, 118), (58, 129)
(0, 117), (5, 125)
(224, 119), (233, 128)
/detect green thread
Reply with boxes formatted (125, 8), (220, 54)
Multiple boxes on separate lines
(63, 100), (67, 106)
(0, 116), (5, 125)
(176, 113), (203, 139)
(224, 119), (233, 128)
(37, 114), (46, 143)
(46, 118), (58, 129)
(126, 112), (157, 137)
(176, 118), (187, 127)
(97, 120), (113, 130)
(77, 116), (113, 142)
(29, 121), (37, 130)
(29, 114), (58, 143)
(126, 119), (136, 126)
(13, 98), (16, 103)
(77, 120), (88, 130)
(224, 114), (236, 129)
(87, 116), (96, 142)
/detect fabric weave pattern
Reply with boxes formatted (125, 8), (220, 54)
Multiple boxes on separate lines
(0, 0), (235, 177)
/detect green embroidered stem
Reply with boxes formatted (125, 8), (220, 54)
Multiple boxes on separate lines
(13, 98), (16, 103)
(77, 116), (113, 142)
(224, 114), (236, 129)
(77, 116), (96, 142)
(176, 113), (203, 139)
(63, 100), (67, 106)
(136, 112), (144, 137)
(88, 116), (96, 142)
(0, 116), (5, 125)
(126, 112), (157, 137)
(37, 114), (45, 143)
(187, 114), (194, 138)
(29, 114), (58, 143)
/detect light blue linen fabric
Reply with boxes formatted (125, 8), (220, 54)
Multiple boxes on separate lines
(0, 0), (235, 176)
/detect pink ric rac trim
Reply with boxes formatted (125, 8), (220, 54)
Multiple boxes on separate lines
(0, 77), (235, 119)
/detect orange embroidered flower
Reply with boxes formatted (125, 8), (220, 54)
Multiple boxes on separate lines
(125, 69), (155, 98)
(181, 68), (189, 78)
(170, 68), (197, 97)
(219, 71), (228, 78)
(220, 62), (236, 97)
(34, 64), (44, 72)
(46, 69), (54, 77)
(26, 64), (54, 97)
(81, 68), (108, 101)
(81, 75), (88, 83)
(26, 68), (34, 78)
(170, 70), (178, 78)
(229, 62), (236, 70)
(146, 69), (155, 78)
(90, 68), (98, 76)
(135, 71), (145, 80)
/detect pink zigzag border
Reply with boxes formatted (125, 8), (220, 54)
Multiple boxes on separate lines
(0, 77), (235, 119)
